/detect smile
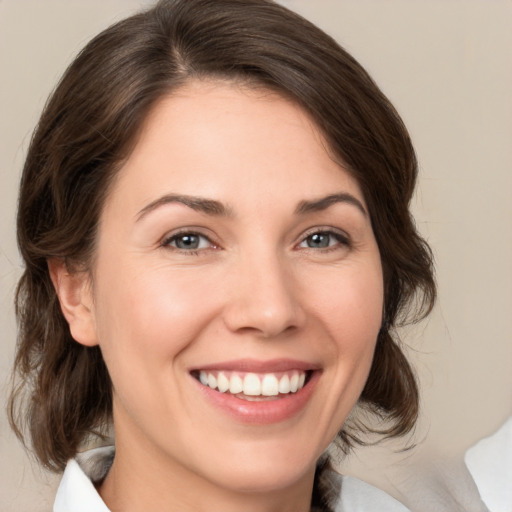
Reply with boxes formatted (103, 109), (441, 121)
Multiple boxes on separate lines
(196, 370), (308, 399)
(190, 360), (320, 424)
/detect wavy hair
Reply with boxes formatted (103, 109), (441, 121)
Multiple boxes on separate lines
(9, 2), (435, 504)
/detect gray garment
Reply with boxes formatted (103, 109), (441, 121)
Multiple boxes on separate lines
(465, 416), (512, 512)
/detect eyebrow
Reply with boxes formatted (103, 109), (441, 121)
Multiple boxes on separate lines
(136, 191), (367, 222)
(136, 194), (231, 221)
(295, 193), (367, 216)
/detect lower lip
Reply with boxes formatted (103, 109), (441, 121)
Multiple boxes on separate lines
(193, 371), (320, 425)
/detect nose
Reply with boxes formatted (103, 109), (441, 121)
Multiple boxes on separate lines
(222, 252), (305, 339)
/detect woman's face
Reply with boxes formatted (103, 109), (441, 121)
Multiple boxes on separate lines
(79, 81), (383, 496)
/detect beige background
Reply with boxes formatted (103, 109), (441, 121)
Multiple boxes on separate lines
(1, 1), (511, 510)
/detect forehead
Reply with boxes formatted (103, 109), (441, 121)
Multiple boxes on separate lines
(103, 80), (365, 217)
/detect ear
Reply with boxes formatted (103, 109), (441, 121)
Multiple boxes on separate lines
(48, 258), (98, 347)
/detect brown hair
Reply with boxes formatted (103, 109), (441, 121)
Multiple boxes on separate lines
(9, 0), (435, 485)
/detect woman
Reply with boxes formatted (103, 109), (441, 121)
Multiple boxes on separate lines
(8, 0), (435, 511)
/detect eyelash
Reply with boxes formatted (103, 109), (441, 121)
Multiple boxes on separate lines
(161, 228), (350, 256)
(161, 230), (217, 255)
(297, 228), (351, 252)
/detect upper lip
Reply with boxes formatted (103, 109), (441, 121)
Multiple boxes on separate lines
(189, 358), (321, 373)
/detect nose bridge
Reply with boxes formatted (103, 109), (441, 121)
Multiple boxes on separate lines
(223, 244), (304, 338)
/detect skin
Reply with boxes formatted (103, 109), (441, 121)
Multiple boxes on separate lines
(51, 81), (384, 512)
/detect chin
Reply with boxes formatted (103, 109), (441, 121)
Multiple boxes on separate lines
(210, 460), (315, 495)
(190, 438), (321, 495)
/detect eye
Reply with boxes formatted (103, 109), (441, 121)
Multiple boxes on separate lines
(163, 232), (214, 251)
(298, 230), (349, 250)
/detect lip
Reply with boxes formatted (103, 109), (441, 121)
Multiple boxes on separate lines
(190, 359), (321, 425)
(190, 358), (321, 373)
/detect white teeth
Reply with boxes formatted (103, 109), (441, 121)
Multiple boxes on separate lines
(207, 373), (217, 390)
(290, 372), (299, 393)
(229, 374), (243, 394)
(261, 374), (279, 396)
(243, 373), (261, 396)
(197, 370), (308, 397)
(278, 374), (290, 394)
(217, 372), (230, 393)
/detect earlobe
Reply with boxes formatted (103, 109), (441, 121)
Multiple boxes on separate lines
(48, 258), (99, 347)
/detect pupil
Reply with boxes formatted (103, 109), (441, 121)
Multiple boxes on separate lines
(177, 234), (198, 249)
(308, 233), (329, 248)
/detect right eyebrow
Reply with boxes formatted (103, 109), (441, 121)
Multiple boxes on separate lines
(136, 194), (232, 222)
(295, 193), (367, 217)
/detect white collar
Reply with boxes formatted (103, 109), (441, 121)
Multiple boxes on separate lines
(53, 446), (113, 512)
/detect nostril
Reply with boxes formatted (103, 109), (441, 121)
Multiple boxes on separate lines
(222, 298), (305, 339)
(231, 323), (299, 340)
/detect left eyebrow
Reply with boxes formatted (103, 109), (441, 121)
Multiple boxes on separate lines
(136, 194), (232, 222)
(295, 193), (367, 217)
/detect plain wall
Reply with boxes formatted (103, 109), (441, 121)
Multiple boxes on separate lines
(1, 1), (511, 510)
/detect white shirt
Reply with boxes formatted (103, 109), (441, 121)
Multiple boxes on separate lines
(53, 446), (410, 512)
(465, 416), (512, 512)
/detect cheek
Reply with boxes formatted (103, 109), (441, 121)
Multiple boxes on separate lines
(90, 262), (225, 431)
(92, 260), (221, 372)
(313, 262), (383, 349)
(344, 267), (384, 372)
(299, 261), (383, 445)
(317, 260), (383, 404)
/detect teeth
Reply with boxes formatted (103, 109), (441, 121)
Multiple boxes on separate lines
(278, 374), (290, 394)
(243, 373), (261, 396)
(261, 374), (279, 396)
(290, 373), (299, 393)
(229, 374), (243, 394)
(207, 373), (217, 390)
(217, 372), (230, 393)
(197, 370), (308, 396)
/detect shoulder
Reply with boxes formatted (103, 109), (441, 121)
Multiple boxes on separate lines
(336, 474), (410, 512)
(465, 415), (512, 511)
(324, 471), (410, 512)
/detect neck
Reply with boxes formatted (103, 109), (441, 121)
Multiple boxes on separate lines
(98, 434), (316, 512)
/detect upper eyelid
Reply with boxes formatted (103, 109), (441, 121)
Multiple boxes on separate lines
(158, 225), (351, 249)
(298, 226), (350, 242)
(161, 229), (216, 247)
